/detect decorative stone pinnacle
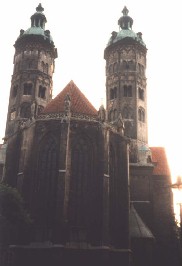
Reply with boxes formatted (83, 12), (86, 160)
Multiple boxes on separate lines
(122, 6), (129, 16)
(36, 3), (44, 12)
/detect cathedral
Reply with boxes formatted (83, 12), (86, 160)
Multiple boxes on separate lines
(0, 4), (180, 266)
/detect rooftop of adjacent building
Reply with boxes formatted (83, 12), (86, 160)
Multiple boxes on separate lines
(150, 147), (171, 176)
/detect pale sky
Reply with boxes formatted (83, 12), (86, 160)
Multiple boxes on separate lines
(1, 0), (182, 186)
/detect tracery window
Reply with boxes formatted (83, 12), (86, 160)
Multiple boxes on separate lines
(35, 136), (59, 241)
(69, 137), (93, 237)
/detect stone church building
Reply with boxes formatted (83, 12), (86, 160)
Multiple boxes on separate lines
(0, 4), (180, 266)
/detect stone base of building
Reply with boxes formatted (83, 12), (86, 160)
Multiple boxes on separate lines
(8, 243), (131, 266)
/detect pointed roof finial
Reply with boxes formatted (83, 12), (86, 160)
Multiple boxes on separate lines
(36, 3), (44, 12)
(122, 6), (129, 16)
(118, 6), (133, 30)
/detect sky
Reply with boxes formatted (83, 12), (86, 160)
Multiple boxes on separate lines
(1, 0), (182, 191)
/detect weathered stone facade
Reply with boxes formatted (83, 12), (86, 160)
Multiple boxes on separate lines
(1, 4), (180, 266)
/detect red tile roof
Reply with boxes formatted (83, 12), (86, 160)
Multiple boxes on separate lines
(150, 147), (171, 176)
(43, 80), (98, 117)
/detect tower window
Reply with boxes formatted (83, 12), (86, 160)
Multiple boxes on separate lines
(38, 86), (46, 99)
(110, 87), (117, 100)
(23, 83), (32, 95)
(138, 88), (144, 100)
(113, 62), (118, 73)
(12, 85), (18, 98)
(10, 108), (16, 120)
(124, 85), (132, 97)
(138, 108), (145, 122)
(20, 103), (31, 118)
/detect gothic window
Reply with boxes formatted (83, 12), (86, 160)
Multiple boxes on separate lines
(110, 87), (117, 100)
(35, 136), (59, 241)
(69, 137), (93, 230)
(138, 107), (145, 122)
(41, 61), (45, 72)
(10, 108), (16, 120)
(37, 105), (44, 115)
(123, 60), (129, 69)
(23, 83), (32, 95)
(109, 144), (117, 245)
(124, 85), (132, 97)
(113, 62), (118, 73)
(45, 63), (49, 74)
(109, 110), (114, 121)
(113, 109), (117, 120)
(12, 85), (18, 98)
(138, 87), (144, 100)
(38, 86), (46, 99)
(128, 60), (134, 70)
(123, 107), (129, 119)
(20, 102), (31, 118)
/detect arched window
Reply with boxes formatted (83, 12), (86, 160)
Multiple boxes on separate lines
(45, 63), (49, 74)
(109, 144), (117, 245)
(69, 136), (94, 243)
(138, 107), (145, 122)
(110, 87), (117, 100)
(123, 107), (129, 119)
(124, 85), (132, 97)
(23, 83), (32, 95)
(12, 85), (18, 98)
(113, 109), (117, 120)
(113, 62), (118, 73)
(138, 87), (144, 100)
(123, 60), (129, 69)
(38, 86), (46, 99)
(20, 102), (31, 118)
(35, 136), (59, 241)
(37, 105), (44, 115)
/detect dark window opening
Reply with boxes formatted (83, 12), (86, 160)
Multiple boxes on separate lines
(37, 105), (44, 115)
(138, 108), (145, 122)
(113, 63), (118, 73)
(110, 87), (117, 100)
(138, 88), (144, 100)
(23, 83), (32, 95)
(10, 108), (16, 120)
(124, 85), (132, 97)
(20, 103), (31, 118)
(38, 86), (46, 99)
(12, 85), (18, 98)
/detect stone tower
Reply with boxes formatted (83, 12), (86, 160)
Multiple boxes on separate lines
(5, 4), (57, 137)
(104, 6), (148, 162)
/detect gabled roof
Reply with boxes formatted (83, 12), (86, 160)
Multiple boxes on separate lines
(43, 80), (98, 117)
(150, 147), (171, 176)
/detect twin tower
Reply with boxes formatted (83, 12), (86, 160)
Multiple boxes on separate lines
(5, 4), (148, 162)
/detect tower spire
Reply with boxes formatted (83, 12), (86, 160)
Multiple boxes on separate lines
(118, 6), (133, 30)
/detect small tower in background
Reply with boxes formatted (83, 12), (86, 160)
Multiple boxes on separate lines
(104, 6), (148, 162)
(5, 4), (57, 137)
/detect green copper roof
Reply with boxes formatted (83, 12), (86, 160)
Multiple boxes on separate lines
(106, 6), (146, 48)
(22, 27), (53, 42)
(17, 4), (53, 43)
